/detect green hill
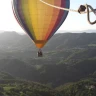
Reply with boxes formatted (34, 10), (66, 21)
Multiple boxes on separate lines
(0, 32), (96, 88)
(0, 32), (96, 95)
(0, 71), (14, 80)
(56, 79), (96, 96)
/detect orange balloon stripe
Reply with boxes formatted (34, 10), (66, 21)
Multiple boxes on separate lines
(46, 0), (66, 40)
(40, 2), (53, 40)
(44, 1), (61, 40)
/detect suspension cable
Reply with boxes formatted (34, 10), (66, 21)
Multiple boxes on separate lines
(40, 0), (96, 24)
(86, 4), (96, 24)
(39, 0), (92, 14)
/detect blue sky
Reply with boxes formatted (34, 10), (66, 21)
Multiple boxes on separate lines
(0, 0), (95, 34)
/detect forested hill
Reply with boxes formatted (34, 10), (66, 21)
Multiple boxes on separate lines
(0, 31), (96, 88)
(0, 32), (96, 52)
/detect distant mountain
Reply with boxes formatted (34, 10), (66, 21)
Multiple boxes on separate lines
(56, 30), (96, 33)
(0, 31), (96, 52)
(81, 30), (96, 33)
(44, 33), (96, 51)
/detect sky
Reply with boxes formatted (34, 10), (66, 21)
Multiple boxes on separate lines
(0, 0), (95, 34)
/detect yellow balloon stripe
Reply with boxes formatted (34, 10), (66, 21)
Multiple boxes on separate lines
(29, 0), (38, 40)
(38, 0), (54, 40)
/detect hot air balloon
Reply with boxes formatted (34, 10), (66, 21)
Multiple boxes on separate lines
(12, 0), (70, 57)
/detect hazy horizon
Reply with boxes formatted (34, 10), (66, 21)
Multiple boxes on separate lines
(0, 29), (95, 35)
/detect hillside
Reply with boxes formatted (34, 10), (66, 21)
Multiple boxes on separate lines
(56, 78), (96, 96)
(0, 32), (95, 87)
(0, 79), (58, 96)
(0, 31), (96, 95)
(0, 71), (14, 80)
(0, 32), (96, 52)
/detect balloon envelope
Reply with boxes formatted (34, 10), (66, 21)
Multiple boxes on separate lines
(12, 0), (70, 48)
